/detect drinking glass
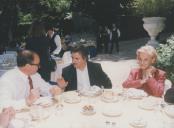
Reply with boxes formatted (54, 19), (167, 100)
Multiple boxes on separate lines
(55, 94), (64, 115)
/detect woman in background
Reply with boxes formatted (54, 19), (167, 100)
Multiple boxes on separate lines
(25, 21), (52, 81)
(122, 45), (166, 97)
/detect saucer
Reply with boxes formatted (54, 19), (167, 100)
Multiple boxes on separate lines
(64, 97), (81, 104)
(130, 119), (147, 128)
(33, 96), (53, 107)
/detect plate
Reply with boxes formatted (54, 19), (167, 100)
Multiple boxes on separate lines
(138, 102), (156, 110)
(79, 86), (102, 97)
(101, 96), (118, 103)
(102, 110), (122, 117)
(63, 91), (81, 104)
(130, 119), (147, 128)
(138, 98), (157, 110)
(30, 109), (50, 121)
(33, 96), (53, 107)
(164, 105), (174, 118)
(126, 88), (148, 100)
(64, 97), (81, 104)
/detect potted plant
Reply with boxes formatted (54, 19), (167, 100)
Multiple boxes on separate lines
(132, 0), (174, 47)
(156, 34), (174, 84)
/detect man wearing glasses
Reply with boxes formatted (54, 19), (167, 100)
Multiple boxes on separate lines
(0, 50), (66, 109)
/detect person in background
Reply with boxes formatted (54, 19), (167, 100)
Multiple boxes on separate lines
(103, 26), (110, 54)
(0, 107), (15, 128)
(109, 23), (120, 54)
(0, 50), (66, 109)
(46, 25), (62, 56)
(25, 20), (52, 81)
(122, 45), (166, 97)
(96, 25), (103, 53)
(58, 45), (112, 91)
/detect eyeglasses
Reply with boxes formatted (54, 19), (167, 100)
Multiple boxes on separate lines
(30, 63), (40, 68)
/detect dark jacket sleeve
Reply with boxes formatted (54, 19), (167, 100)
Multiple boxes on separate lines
(88, 62), (112, 89)
(62, 65), (77, 91)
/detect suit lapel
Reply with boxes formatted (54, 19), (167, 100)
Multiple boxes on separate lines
(87, 62), (93, 86)
(72, 66), (77, 90)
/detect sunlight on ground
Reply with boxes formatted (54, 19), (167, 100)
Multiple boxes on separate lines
(96, 59), (137, 88)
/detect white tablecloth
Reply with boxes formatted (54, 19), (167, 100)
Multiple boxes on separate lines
(11, 89), (174, 128)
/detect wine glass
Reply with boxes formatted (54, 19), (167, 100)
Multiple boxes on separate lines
(55, 94), (64, 115)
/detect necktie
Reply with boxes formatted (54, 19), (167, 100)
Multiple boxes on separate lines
(28, 76), (33, 90)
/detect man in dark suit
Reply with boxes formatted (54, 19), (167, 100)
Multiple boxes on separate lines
(58, 45), (112, 91)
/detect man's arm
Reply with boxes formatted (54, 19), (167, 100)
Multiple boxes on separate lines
(0, 80), (28, 109)
(96, 63), (112, 88)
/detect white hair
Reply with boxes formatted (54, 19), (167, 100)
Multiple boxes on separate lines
(136, 45), (157, 63)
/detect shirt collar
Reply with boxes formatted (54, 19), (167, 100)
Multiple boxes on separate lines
(15, 67), (29, 81)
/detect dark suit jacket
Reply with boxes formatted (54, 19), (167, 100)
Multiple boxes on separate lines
(62, 61), (112, 91)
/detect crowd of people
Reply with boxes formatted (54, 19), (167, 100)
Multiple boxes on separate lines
(96, 23), (120, 54)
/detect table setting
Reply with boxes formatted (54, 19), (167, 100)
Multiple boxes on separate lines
(9, 86), (174, 128)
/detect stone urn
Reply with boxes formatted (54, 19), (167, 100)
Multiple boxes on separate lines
(142, 17), (166, 48)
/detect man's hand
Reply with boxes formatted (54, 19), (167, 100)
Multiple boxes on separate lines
(57, 77), (68, 90)
(26, 89), (40, 106)
(50, 86), (62, 96)
(0, 107), (15, 128)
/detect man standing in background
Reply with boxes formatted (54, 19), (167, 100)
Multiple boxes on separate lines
(46, 25), (62, 56)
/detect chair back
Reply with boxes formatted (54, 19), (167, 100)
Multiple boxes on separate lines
(62, 51), (72, 64)
(164, 79), (172, 95)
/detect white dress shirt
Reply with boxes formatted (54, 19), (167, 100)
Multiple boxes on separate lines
(76, 65), (90, 90)
(51, 32), (62, 55)
(0, 67), (52, 109)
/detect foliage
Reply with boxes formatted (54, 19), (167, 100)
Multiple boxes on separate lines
(18, 12), (32, 25)
(156, 35), (174, 84)
(40, 0), (71, 13)
(18, 0), (71, 24)
(132, 0), (174, 17)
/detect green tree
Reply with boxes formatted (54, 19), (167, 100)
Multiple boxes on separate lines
(0, 0), (71, 46)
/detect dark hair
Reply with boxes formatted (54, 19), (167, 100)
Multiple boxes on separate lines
(17, 50), (36, 67)
(164, 87), (174, 104)
(71, 45), (88, 61)
(28, 20), (46, 37)
(45, 24), (54, 32)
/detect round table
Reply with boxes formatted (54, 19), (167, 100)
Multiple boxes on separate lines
(12, 90), (174, 128)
